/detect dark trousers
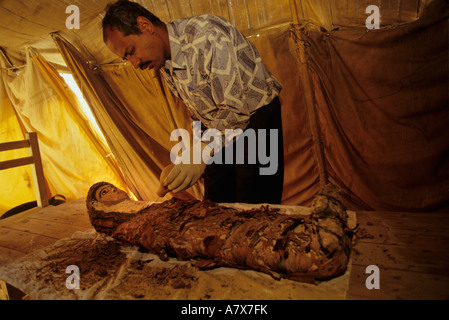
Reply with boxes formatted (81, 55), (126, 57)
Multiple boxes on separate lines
(204, 97), (284, 204)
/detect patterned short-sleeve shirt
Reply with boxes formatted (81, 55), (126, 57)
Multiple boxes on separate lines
(161, 14), (282, 134)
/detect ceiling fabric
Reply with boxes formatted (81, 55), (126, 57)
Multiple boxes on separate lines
(0, 0), (432, 69)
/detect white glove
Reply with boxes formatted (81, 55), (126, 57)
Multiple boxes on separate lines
(163, 142), (211, 193)
(163, 162), (206, 193)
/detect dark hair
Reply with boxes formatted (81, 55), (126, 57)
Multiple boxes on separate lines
(102, 0), (164, 41)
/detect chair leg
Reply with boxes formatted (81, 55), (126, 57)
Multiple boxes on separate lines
(27, 133), (49, 207)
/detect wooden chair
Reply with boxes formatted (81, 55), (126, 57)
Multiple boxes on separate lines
(0, 132), (49, 208)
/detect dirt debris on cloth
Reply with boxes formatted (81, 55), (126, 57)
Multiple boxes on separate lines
(0, 205), (355, 300)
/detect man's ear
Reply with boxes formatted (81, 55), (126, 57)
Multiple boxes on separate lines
(136, 16), (154, 33)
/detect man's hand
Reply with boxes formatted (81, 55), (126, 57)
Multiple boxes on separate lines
(163, 162), (206, 193)
(163, 142), (211, 193)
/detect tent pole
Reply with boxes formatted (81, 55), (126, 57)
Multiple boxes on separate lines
(289, 0), (299, 25)
(290, 27), (328, 189)
(289, 0), (330, 189)
(0, 47), (14, 69)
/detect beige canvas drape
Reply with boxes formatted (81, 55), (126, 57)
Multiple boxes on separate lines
(0, 68), (36, 213)
(299, 0), (449, 211)
(0, 49), (127, 215)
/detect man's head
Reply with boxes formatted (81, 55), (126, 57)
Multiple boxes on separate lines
(102, 0), (170, 71)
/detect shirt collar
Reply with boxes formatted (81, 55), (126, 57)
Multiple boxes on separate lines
(165, 21), (187, 73)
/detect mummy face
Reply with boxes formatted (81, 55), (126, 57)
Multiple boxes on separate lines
(94, 184), (130, 204)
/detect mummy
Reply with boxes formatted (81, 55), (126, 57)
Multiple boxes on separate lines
(86, 182), (354, 283)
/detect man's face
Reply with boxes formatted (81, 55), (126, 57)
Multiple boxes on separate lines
(105, 20), (168, 71)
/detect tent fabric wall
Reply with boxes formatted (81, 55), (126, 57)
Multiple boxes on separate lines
(0, 0), (431, 69)
(0, 75), (36, 213)
(301, 0), (449, 211)
(0, 0), (447, 213)
(293, 0), (429, 31)
(0, 49), (128, 215)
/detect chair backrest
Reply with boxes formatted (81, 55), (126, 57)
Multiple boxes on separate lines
(0, 132), (49, 207)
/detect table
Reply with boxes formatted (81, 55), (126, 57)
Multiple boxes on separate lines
(0, 199), (448, 299)
(346, 210), (449, 299)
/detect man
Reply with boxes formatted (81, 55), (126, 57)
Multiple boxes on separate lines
(102, 0), (284, 204)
